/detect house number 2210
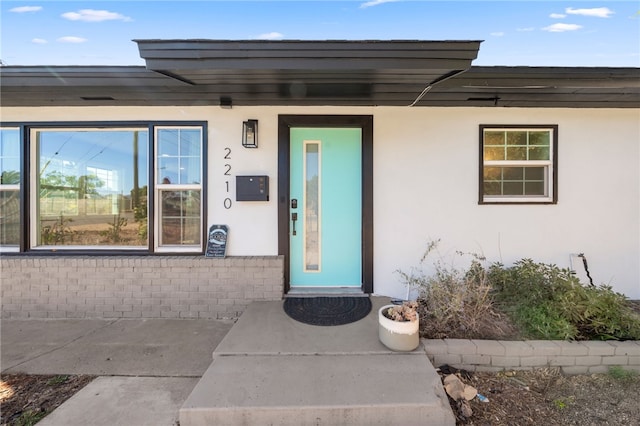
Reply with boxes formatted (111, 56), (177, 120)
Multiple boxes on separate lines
(223, 147), (232, 209)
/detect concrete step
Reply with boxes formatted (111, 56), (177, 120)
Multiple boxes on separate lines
(180, 299), (454, 425)
(179, 353), (454, 426)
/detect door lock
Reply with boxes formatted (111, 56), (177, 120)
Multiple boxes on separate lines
(291, 199), (298, 209)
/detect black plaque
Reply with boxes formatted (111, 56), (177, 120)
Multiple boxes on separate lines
(205, 225), (228, 258)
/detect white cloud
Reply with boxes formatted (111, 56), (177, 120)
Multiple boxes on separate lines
(517, 27), (535, 32)
(62, 9), (132, 22)
(490, 32), (505, 37)
(255, 32), (284, 40)
(542, 23), (583, 32)
(360, 0), (399, 9)
(565, 7), (614, 18)
(32, 38), (48, 44)
(550, 13), (566, 19)
(10, 6), (42, 13)
(57, 36), (88, 43)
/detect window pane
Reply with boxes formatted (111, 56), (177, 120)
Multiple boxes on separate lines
(506, 131), (527, 145)
(503, 181), (524, 195)
(528, 146), (550, 160)
(157, 128), (201, 185)
(484, 131), (504, 145)
(0, 190), (20, 245)
(1, 128), (21, 247)
(1, 128), (21, 184)
(158, 157), (179, 184)
(506, 146), (527, 160)
(160, 190), (201, 245)
(503, 167), (524, 180)
(525, 182), (545, 195)
(483, 181), (501, 195)
(157, 130), (179, 157)
(35, 129), (148, 247)
(305, 142), (320, 272)
(180, 156), (201, 185)
(179, 130), (201, 156)
(529, 131), (550, 146)
(484, 146), (504, 161)
(524, 167), (545, 180)
(483, 166), (547, 197)
(484, 167), (501, 180)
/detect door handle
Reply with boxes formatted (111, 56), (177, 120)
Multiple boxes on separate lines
(291, 212), (298, 236)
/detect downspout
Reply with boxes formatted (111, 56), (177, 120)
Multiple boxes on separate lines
(408, 67), (472, 107)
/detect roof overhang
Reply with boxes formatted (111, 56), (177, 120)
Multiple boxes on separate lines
(135, 39), (481, 107)
(1, 40), (638, 108)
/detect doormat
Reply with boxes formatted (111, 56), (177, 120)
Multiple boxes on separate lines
(283, 297), (372, 326)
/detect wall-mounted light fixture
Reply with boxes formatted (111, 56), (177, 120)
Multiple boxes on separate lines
(242, 119), (258, 148)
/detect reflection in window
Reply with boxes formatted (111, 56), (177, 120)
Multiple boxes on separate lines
(304, 141), (320, 272)
(481, 127), (556, 203)
(157, 128), (201, 185)
(1, 127), (21, 248)
(156, 127), (202, 249)
(159, 190), (201, 245)
(33, 129), (149, 247)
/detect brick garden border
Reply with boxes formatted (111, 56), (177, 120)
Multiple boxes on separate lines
(423, 338), (640, 375)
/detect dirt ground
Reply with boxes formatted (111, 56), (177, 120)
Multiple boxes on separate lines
(2, 368), (639, 425)
(0, 374), (94, 426)
(442, 367), (640, 426)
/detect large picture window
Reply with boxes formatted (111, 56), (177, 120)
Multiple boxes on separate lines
(480, 125), (557, 204)
(32, 128), (150, 248)
(0, 122), (207, 253)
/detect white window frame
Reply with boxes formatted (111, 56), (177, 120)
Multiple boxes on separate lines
(0, 127), (21, 252)
(480, 125), (558, 204)
(154, 126), (203, 253)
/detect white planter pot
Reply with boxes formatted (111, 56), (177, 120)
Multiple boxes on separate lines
(378, 305), (420, 351)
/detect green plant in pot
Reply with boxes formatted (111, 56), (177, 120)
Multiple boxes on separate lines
(379, 301), (420, 351)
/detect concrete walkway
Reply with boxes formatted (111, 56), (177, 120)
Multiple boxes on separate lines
(1, 298), (454, 425)
(1, 318), (234, 425)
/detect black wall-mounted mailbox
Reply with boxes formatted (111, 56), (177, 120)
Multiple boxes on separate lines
(236, 175), (269, 201)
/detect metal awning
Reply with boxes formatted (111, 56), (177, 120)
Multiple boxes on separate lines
(134, 39), (481, 106)
(1, 40), (638, 108)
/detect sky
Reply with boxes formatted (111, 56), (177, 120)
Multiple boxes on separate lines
(1, 0), (639, 67)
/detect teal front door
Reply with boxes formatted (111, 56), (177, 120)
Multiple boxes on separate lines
(289, 128), (362, 288)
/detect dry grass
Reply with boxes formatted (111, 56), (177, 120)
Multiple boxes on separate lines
(416, 260), (518, 340)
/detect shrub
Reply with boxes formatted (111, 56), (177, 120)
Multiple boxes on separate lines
(512, 302), (578, 340)
(489, 259), (640, 341)
(557, 283), (640, 340)
(397, 242), (516, 339)
(41, 214), (75, 244)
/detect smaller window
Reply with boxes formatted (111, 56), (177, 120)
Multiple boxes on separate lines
(480, 126), (557, 204)
(0, 127), (21, 251)
(155, 127), (203, 252)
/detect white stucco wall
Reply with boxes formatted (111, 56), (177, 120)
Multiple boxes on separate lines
(3, 105), (639, 298)
(373, 107), (640, 299)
